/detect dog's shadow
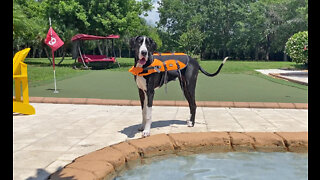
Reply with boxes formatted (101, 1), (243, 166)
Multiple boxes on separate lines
(119, 120), (186, 138)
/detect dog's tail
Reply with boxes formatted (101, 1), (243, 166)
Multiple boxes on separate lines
(199, 57), (229, 77)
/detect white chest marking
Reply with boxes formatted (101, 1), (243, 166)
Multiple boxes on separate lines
(136, 39), (147, 91)
(136, 76), (147, 91)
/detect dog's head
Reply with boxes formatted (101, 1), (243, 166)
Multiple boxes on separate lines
(130, 36), (157, 66)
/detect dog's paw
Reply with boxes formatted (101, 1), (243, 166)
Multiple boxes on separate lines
(142, 130), (150, 137)
(138, 126), (144, 131)
(187, 120), (194, 127)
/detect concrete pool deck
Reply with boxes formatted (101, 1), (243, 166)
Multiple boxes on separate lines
(13, 98), (308, 180)
(255, 69), (308, 85)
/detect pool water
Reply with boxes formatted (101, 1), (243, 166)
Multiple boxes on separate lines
(115, 152), (308, 180)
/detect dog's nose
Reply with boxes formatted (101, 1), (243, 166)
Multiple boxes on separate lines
(141, 50), (147, 56)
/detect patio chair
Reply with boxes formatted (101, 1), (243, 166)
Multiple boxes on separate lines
(13, 48), (35, 115)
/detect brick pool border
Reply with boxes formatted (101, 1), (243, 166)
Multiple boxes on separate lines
(27, 97), (308, 109)
(49, 132), (308, 180)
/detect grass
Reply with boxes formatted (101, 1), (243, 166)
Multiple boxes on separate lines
(24, 57), (89, 87)
(23, 57), (306, 88)
(24, 57), (135, 84)
(199, 59), (308, 90)
(18, 56), (307, 103)
(26, 71), (308, 103)
(198, 59), (305, 74)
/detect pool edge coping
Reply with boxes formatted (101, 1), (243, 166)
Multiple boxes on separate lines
(25, 97), (308, 109)
(48, 131), (308, 180)
(269, 73), (308, 86)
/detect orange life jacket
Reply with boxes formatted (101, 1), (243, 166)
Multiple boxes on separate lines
(129, 53), (189, 76)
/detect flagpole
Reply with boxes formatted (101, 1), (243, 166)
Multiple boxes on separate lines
(52, 49), (58, 93)
(49, 17), (59, 93)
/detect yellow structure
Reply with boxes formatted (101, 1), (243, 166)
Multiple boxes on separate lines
(13, 48), (35, 115)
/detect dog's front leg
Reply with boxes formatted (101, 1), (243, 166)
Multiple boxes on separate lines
(142, 89), (154, 137)
(138, 88), (146, 131)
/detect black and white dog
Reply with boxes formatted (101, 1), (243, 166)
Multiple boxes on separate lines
(130, 36), (228, 137)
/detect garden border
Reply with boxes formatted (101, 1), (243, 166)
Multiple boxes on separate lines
(27, 97), (308, 109)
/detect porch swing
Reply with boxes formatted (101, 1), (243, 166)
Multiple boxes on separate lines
(71, 34), (120, 69)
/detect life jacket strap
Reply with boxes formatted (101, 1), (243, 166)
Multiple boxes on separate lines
(162, 61), (168, 93)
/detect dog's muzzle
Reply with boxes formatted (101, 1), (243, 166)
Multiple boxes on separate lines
(141, 50), (147, 56)
(138, 57), (146, 65)
(138, 50), (148, 65)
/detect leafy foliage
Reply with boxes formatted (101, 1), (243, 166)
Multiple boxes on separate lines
(157, 0), (308, 60)
(13, 0), (153, 59)
(285, 31), (308, 64)
(13, 0), (308, 61)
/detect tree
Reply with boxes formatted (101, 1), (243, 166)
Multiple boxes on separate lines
(178, 28), (204, 58)
(13, 0), (308, 61)
(157, 0), (308, 60)
(285, 31), (308, 64)
(13, 0), (154, 61)
(13, 0), (47, 56)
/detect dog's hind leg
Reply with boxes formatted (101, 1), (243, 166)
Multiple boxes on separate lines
(185, 87), (197, 127)
(179, 60), (199, 127)
(179, 75), (197, 127)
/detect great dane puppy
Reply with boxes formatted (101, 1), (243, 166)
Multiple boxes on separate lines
(130, 36), (228, 137)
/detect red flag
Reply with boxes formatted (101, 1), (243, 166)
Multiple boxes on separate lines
(44, 27), (64, 52)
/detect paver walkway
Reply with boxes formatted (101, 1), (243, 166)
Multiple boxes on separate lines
(13, 103), (307, 180)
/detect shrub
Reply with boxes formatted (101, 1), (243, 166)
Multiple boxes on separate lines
(285, 31), (308, 64)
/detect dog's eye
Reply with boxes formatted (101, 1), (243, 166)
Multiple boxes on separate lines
(137, 38), (143, 44)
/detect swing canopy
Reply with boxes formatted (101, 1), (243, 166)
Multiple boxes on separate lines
(71, 34), (120, 41)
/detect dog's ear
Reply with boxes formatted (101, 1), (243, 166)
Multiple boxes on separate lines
(129, 36), (140, 49)
(148, 37), (157, 52)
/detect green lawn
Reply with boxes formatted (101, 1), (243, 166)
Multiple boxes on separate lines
(23, 57), (89, 87)
(26, 71), (307, 103)
(23, 57), (304, 86)
(199, 60), (305, 75)
(16, 57), (307, 103)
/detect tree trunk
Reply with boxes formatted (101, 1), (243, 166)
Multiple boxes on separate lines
(57, 49), (61, 57)
(59, 48), (63, 57)
(105, 45), (109, 57)
(128, 47), (131, 58)
(57, 50), (66, 65)
(32, 48), (37, 58)
(265, 35), (271, 61)
(119, 47), (122, 58)
(265, 50), (269, 61)
(104, 40), (108, 57)
(44, 47), (53, 65)
(283, 52), (287, 61)
(97, 41), (103, 55)
(217, 49), (220, 59)
(102, 40), (105, 55)
(223, 49), (226, 59)
(38, 48), (43, 58)
(255, 49), (259, 60)
(283, 46), (288, 61)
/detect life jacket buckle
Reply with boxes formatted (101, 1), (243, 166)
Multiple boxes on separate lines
(154, 66), (161, 73)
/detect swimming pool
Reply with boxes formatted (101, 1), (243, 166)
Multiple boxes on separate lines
(115, 152), (308, 180)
